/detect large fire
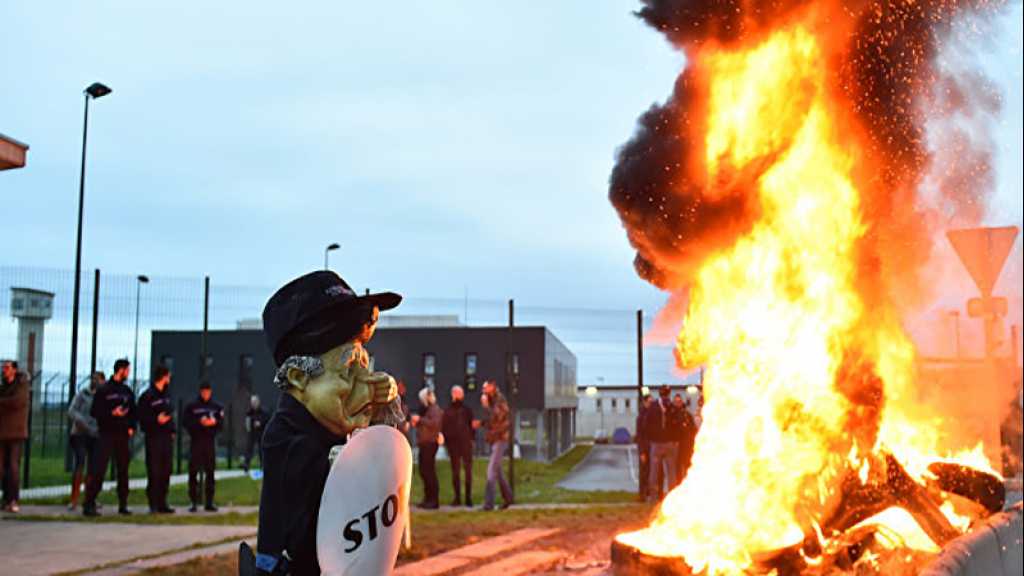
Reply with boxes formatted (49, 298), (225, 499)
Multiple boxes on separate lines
(612, 1), (1007, 574)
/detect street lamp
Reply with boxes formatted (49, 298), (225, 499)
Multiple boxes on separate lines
(585, 385), (604, 438)
(132, 275), (150, 394)
(68, 82), (112, 402)
(324, 242), (340, 270)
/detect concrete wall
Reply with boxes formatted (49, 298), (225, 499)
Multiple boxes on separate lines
(920, 502), (1022, 576)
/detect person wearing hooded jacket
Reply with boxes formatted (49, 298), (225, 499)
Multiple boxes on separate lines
(67, 371), (103, 510)
(184, 381), (224, 512)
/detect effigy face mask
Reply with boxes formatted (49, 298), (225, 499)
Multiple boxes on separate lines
(279, 342), (397, 437)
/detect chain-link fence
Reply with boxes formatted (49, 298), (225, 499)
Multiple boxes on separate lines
(3, 264), (685, 488)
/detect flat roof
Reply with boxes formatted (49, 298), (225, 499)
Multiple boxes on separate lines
(0, 132), (29, 171)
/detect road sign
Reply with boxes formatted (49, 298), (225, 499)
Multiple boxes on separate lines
(947, 226), (1019, 296)
(967, 296), (1008, 319)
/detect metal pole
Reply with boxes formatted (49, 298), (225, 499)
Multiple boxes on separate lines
(41, 377), (48, 458)
(133, 280), (141, 394)
(23, 373), (36, 489)
(90, 269), (100, 376)
(508, 298), (515, 497)
(69, 93), (90, 404)
(637, 310), (644, 405)
(201, 276), (210, 381)
(176, 398), (184, 475)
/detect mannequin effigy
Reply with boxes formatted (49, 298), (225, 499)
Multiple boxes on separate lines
(242, 271), (405, 575)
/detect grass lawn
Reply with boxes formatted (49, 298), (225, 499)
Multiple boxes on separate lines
(136, 504), (655, 575)
(23, 450), (239, 490)
(24, 444), (636, 510)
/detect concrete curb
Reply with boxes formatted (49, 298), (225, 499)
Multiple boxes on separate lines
(920, 502), (1023, 576)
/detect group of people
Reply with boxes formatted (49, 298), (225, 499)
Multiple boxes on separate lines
(65, 359), (228, 515)
(636, 384), (698, 502)
(408, 379), (514, 511)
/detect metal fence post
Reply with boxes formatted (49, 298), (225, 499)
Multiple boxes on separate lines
(41, 377), (49, 459)
(226, 404), (234, 469)
(176, 398), (184, 475)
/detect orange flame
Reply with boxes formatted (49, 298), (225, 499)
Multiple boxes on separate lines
(616, 6), (999, 573)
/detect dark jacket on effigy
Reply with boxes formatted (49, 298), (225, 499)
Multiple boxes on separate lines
(256, 393), (346, 576)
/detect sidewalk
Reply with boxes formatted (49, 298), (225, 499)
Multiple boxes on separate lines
(3, 503), (258, 518)
(21, 469), (249, 500)
(0, 519), (254, 576)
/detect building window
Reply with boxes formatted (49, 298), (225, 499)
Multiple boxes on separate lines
(596, 398), (603, 413)
(611, 398), (618, 412)
(465, 353), (477, 391)
(625, 398), (631, 413)
(239, 354), (253, 384)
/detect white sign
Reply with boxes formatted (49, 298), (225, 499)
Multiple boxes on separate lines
(317, 426), (413, 576)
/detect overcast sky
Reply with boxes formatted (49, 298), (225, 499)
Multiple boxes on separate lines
(1, 1), (1020, 316)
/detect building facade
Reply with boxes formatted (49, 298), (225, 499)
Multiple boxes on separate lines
(150, 324), (579, 461)
(576, 384), (702, 440)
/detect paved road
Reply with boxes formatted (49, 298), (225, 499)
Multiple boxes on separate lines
(0, 520), (254, 575)
(556, 444), (637, 492)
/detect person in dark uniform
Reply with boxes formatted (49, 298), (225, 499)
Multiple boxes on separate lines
(636, 394), (653, 500)
(672, 393), (696, 485)
(243, 394), (269, 472)
(84, 359), (137, 516)
(138, 365), (176, 513)
(441, 385), (476, 507)
(184, 381), (224, 512)
(245, 271), (401, 576)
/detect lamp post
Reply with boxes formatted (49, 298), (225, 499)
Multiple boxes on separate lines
(585, 385), (603, 438)
(69, 82), (112, 403)
(132, 275), (150, 394)
(324, 243), (340, 270)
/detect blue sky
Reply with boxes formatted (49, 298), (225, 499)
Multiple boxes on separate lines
(1, 1), (1020, 316)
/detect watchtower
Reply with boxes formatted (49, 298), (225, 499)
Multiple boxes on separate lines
(9, 287), (55, 376)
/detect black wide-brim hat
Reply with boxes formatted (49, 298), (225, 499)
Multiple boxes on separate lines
(262, 271), (401, 365)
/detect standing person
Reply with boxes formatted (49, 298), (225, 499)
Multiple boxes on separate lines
(441, 385), (475, 507)
(138, 366), (176, 513)
(396, 380), (412, 445)
(635, 394), (653, 501)
(672, 393), (696, 485)
(411, 387), (443, 509)
(243, 394), (269, 472)
(184, 381), (223, 512)
(481, 380), (513, 511)
(67, 371), (103, 511)
(645, 385), (678, 502)
(0, 360), (29, 513)
(84, 359), (137, 516)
